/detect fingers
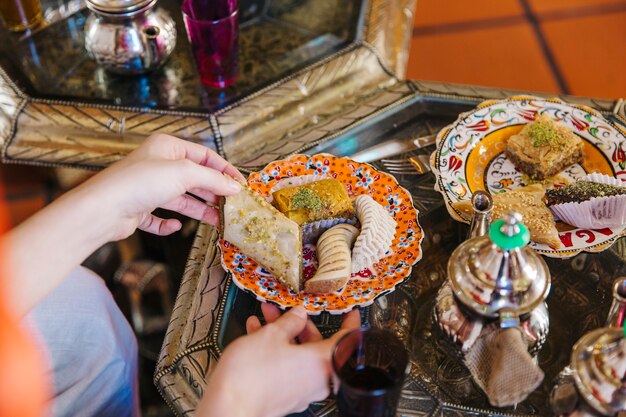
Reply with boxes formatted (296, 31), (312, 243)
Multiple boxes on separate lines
(188, 188), (220, 206)
(143, 134), (246, 182)
(325, 309), (362, 349)
(180, 160), (242, 196)
(261, 303), (282, 323)
(340, 309), (361, 333)
(270, 306), (308, 341)
(160, 194), (220, 225)
(137, 214), (182, 236)
(260, 303), (322, 343)
(298, 318), (323, 344)
(246, 316), (262, 334)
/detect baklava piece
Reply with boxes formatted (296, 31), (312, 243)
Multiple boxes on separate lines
(272, 178), (354, 225)
(505, 114), (583, 180)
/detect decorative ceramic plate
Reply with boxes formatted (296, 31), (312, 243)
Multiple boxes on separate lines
(431, 95), (626, 258)
(218, 154), (423, 315)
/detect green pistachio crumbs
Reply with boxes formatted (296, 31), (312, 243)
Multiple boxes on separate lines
(546, 181), (626, 205)
(291, 188), (324, 212)
(526, 118), (567, 148)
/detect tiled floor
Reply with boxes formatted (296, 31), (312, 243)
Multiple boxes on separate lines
(0, 0), (624, 414)
(407, 0), (626, 99)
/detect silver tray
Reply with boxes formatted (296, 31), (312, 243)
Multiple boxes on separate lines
(154, 90), (626, 416)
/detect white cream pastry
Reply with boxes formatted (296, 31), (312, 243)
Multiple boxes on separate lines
(351, 195), (397, 273)
(221, 184), (303, 292)
(305, 224), (359, 294)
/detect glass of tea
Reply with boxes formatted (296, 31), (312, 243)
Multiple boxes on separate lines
(181, 0), (239, 89)
(332, 327), (409, 417)
(0, 0), (42, 32)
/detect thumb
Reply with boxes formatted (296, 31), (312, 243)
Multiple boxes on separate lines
(272, 306), (308, 341)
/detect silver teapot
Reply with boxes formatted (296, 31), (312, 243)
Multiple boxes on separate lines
(435, 209), (551, 356)
(551, 278), (626, 417)
(84, 0), (177, 74)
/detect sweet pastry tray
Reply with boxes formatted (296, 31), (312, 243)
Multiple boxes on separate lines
(156, 92), (626, 416)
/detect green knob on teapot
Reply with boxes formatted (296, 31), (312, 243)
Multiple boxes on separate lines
(489, 211), (530, 251)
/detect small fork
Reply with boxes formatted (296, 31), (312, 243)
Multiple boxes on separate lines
(380, 154), (432, 176)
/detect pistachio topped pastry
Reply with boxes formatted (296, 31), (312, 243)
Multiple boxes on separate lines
(505, 114), (583, 180)
(221, 184), (303, 292)
(545, 181), (626, 206)
(272, 178), (354, 225)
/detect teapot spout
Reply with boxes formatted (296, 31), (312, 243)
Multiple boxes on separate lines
(467, 191), (493, 239)
(142, 25), (161, 69)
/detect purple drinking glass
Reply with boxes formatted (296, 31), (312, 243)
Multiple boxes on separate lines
(182, 0), (239, 88)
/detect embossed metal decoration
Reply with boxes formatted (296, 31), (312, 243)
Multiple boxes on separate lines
(0, 0), (418, 171)
(430, 95), (626, 258)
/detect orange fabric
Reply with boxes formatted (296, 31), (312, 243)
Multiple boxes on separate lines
(0, 177), (48, 417)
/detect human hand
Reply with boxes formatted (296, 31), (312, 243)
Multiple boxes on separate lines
(197, 304), (361, 417)
(72, 133), (245, 241)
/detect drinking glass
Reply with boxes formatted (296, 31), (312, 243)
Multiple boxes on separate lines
(181, 0), (239, 88)
(0, 0), (42, 31)
(332, 327), (409, 417)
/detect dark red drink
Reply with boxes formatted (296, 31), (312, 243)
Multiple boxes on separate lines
(337, 365), (398, 417)
(332, 328), (408, 417)
(182, 0), (239, 88)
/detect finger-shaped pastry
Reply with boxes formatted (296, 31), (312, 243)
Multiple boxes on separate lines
(305, 224), (359, 294)
(352, 195), (397, 273)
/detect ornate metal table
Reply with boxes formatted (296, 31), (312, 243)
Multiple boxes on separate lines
(3, 1), (626, 416)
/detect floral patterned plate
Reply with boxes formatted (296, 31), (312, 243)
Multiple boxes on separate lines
(430, 95), (626, 259)
(218, 154), (423, 315)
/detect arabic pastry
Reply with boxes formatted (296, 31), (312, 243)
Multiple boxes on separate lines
(268, 174), (327, 202)
(272, 177), (356, 243)
(505, 114), (583, 180)
(351, 195), (397, 273)
(272, 178), (354, 224)
(453, 184), (561, 249)
(221, 184), (303, 292)
(305, 224), (359, 294)
(546, 173), (626, 229)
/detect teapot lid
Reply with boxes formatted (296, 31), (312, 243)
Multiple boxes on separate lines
(572, 328), (626, 416)
(448, 212), (551, 319)
(87, 0), (155, 14)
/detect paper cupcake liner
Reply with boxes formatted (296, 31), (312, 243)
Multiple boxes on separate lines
(302, 217), (357, 244)
(267, 175), (328, 203)
(549, 173), (626, 229)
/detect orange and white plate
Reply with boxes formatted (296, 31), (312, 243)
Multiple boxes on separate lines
(218, 154), (423, 315)
(430, 95), (626, 258)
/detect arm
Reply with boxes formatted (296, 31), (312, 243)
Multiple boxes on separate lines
(1, 134), (245, 316)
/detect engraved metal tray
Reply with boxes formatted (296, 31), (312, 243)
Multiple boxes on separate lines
(155, 90), (626, 416)
(0, 0), (418, 170)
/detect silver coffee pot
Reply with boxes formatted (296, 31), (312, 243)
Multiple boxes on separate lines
(435, 210), (551, 356)
(84, 0), (177, 74)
